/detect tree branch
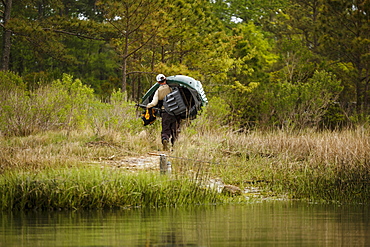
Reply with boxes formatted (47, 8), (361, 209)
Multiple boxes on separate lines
(126, 71), (155, 75)
(42, 28), (106, 41)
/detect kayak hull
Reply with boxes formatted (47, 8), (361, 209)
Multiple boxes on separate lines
(141, 75), (208, 119)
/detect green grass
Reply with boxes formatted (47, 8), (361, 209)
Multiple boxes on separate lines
(0, 167), (223, 211)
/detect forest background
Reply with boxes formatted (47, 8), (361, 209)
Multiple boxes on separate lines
(1, 0), (369, 132)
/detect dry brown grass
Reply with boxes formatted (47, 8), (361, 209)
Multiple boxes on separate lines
(2, 123), (369, 174)
(1, 122), (370, 203)
(170, 125), (370, 203)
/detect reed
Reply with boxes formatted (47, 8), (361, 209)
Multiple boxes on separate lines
(172, 124), (370, 204)
(1, 113), (370, 205)
(0, 167), (223, 210)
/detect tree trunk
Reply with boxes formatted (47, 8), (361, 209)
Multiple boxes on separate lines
(121, 57), (127, 96)
(355, 65), (363, 116)
(363, 69), (369, 115)
(137, 76), (142, 102)
(1, 0), (13, 71)
(121, 28), (129, 96)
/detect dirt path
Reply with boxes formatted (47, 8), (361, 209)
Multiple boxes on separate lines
(97, 154), (275, 200)
(87, 148), (280, 200)
(96, 154), (160, 171)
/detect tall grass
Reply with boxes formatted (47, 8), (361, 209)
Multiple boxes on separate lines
(0, 167), (222, 210)
(172, 122), (370, 204)
(1, 72), (370, 206)
(2, 108), (370, 205)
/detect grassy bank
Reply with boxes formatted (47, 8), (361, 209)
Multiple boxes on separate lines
(1, 123), (370, 207)
(0, 167), (223, 210)
(178, 123), (370, 204)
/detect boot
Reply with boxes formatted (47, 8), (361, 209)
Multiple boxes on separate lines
(162, 138), (169, 151)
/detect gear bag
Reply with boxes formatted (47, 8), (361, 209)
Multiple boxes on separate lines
(141, 107), (157, 126)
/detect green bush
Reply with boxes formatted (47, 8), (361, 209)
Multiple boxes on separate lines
(187, 96), (231, 133)
(0, 71), (32, 136)
(230, 70), (343, 129)
(0, 73), (97, 136)
(0, 71), (26, 92)
(87, 89), (143, 137)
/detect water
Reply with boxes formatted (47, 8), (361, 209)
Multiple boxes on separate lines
(1, 201), (370, 246)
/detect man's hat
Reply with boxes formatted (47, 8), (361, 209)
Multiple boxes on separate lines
(156, 74), (166, 82)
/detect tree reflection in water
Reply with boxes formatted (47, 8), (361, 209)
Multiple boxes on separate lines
(1, 202), (369, 246)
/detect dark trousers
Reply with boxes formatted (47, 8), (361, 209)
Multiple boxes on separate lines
(161, 112), (179, 145)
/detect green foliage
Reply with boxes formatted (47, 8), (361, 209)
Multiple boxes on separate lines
(42, 74), (96, 130)
(276, 0), (370, 117)
(64, 38), (120, 97)
(220, 22), (278, 122)
(297, 71), (343, 125)
(320, 102), (348, 130)
(0, 72), (32, 136)
(88, 89), (143, 137)
(222, 22), (278, 89)
(0, 71), (26, 91)
(214, 0), (289, 27)
(0, 72), (150, 138)
(2, 0), (369, 128)
(152, 0), (235, 85)
(0, 74), (97, 136)
(230, 70), (343, 129)
(186, 96), (231, 134)
(272, 39), (322, 84)
(270, 70), (343, 129)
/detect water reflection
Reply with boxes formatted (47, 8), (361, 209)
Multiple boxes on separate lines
(1, 201), (370, 246)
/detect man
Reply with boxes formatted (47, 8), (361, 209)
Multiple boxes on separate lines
(147, 74), (179, 151)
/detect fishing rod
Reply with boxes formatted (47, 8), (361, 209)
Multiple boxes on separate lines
(135, 103), (160, 111)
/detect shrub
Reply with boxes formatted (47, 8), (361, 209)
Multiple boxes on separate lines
(0, 71), (26, 92)
(187, 96), (231, 133)
(231, 70), (343, 129)
(0, 71), (33, 136)
(0, 73), (97, 136)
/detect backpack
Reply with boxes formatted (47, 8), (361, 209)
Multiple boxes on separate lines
(163, 87), (187, 116)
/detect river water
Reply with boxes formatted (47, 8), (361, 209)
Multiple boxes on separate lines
(1, 201), (369, 246)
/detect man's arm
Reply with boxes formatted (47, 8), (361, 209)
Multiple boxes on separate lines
(147, 90), (159, 108)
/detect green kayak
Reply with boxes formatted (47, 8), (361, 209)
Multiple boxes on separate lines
(141, 75), (208, 119)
